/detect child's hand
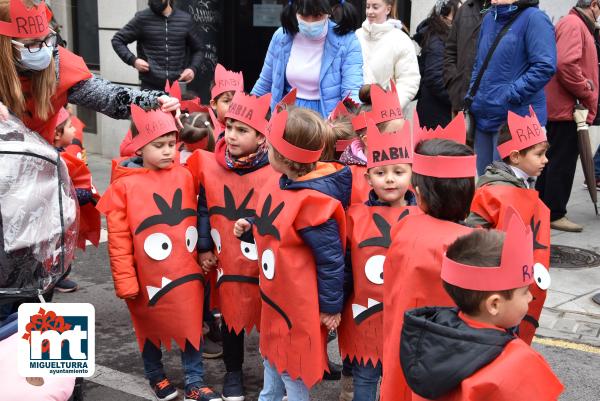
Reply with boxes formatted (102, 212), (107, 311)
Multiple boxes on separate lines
(199, 251), (218, 273)
(233, 219), (251, 238)
(320, 312), (341, 331)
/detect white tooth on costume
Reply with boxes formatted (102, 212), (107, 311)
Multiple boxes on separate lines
(368, 298), (381, 308)
(217, 268), (224, 281)
(352, 304), (367, 318)
(147, 286), (160, 300)
(161, 277), (172, 288)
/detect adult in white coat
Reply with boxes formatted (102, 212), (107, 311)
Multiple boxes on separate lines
(355, 0), (421, 109)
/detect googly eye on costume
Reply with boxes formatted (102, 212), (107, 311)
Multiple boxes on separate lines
(364, 254), (385, 285)
(210, 228), (222, 254)
(533, 262), (551, 290)
(261, 249), (275, 280)
(185, 226), (198, 252)
(240, 240), (258, 261)
(144, 232), (173, 261)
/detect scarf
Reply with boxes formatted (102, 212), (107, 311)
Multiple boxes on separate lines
(339, 138), (367, 166)
(225, 141), (269, 169)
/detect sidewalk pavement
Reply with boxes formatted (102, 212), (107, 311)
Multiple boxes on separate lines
(86, 153), (600, 347)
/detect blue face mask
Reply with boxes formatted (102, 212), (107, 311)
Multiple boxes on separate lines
(297, 16), (328, 39)
(18, 46), (53, 71)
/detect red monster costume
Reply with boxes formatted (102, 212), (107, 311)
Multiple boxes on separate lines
(96, 106), (204, 351)
(185, 91), (273, 334)
(339, 116), (418, 366)
(251, 108), (346, 388)
(64, 115), (87, 163)
(381, 113), (477, 401)
(405, 208), (561, 401)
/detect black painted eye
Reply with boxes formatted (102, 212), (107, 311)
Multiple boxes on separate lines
(144, 233), (172, 261)
(261, 249), (275, 280)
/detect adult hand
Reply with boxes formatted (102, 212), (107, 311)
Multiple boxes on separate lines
(134, 58), (150, 73)
(157, 95), (183, 129)
(178, 68), (195, 83)
(0, 101), (8, 121)
(234, 219), (251, 238)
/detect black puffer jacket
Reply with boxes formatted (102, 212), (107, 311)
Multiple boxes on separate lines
(111, 8), (203, 90)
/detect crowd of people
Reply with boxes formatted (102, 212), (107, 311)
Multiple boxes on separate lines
(1, 0), (599, 400)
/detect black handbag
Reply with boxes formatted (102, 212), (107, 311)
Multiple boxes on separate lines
(464, 10), (523, 144)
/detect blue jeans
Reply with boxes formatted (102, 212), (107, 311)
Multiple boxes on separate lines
(594, 148), (600, 178)
(141, 339), (204, 388)
(258, 359), (309, 401)
(474, 129), (500, 176)
(353, 360), (382, 401)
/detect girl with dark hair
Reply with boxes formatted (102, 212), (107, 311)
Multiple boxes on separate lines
(355, 0), (420, 109)
(251, 0), (363, 117)
(414, 0), (461, 129)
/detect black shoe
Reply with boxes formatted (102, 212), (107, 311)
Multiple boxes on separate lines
(149, 377), (178, 401)
(55, 278), (78, 293)
(184, 384), (221, 401)
(222, 371), (245, 401)
(323, 360), (342, 381)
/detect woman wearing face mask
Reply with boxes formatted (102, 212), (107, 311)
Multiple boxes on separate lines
(252, 0), (363, 118)
(465, 0), (556, 175)
(355, 0), (420, 110)
(0, 0), (180, 145)
(413, 0), (462, 129)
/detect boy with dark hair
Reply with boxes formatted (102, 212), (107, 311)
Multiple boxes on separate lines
(466, 107), (550, 344)
(400, 208), (563, 401)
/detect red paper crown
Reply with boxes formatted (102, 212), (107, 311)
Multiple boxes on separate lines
(211, 63), (244, 100)
(329, 101), (350, 121)
(164, 80), (207, 114)
(497, 106), (547, 159)
(441, 207), (548, 291)
(125, 104), (178, 153)
(335, 139), (354, 152)
(275, 88), (297, 112)
(413, 111), (467, 146)
(0, 0), (49, 38)
(208, 107), (224, 137)
(370, 81), (403, 125)
(266, 109), (323, 163)
(366, 118), (412, 168)
(411, 111), (476, 178)
(352, 111), (369, 132)
(224, 92), (271, 134)
(56, 107), (70, 127)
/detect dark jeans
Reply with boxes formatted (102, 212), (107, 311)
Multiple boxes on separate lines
(474, 129), (501, 176)
(352, 360), (382, 401)
(141, 339), (204, 388)
(221, 317), (244, 372)
(536, 121), (579, 221)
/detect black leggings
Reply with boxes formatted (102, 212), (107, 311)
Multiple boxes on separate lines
(221, 317), (245, 372)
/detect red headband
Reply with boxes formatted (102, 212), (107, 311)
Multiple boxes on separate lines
(441, 207), (548, 291)
(370, 80), (403, 125)
(266, 109), (323, 164)
(211, 64), (244, 100)
(224, 92), (272, 134)
(0, 0), (50, 39)
(413, 111), (468, 147)
(164, 80), (207, 113)
(124, 105), (178, 153)
(56, 107), (70, 127)
(497, 106), (547, 159)
(276, 88), (297, 112)
(366, 118), (413, 168)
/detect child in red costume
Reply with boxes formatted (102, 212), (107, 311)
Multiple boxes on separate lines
(380, 113), (477, 401)
(400, 209), (562, 401)
(96, 105), (220, 401)
(208, 64), (244, 138)
(186, 91), (273, 401)
(337, 117), (419, 401)
(234, 107), (351, 400)
(466, 107), (550, 344)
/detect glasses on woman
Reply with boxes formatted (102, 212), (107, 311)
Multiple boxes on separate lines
(11, 29), (57, 53)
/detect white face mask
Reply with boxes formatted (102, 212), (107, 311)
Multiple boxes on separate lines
(297, 15), (328, 39)
(18, 46), (53, 71)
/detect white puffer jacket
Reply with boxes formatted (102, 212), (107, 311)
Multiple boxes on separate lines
(356, 19), (421, 109)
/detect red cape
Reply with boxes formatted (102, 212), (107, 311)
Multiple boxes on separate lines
(97, 163), (204, 351)
(338, 204), (420, 366)
(470, 185), (550, 344)
(60, 152), (101, 249)
(381, 214), (472, 401)
(253, 168), (346, 388)
(349, 165), (370, 205)
(186, 145), (273, 334)
(20, 47), (92, 144)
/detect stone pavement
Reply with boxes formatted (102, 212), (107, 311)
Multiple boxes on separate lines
(86, 152), (600, 348)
